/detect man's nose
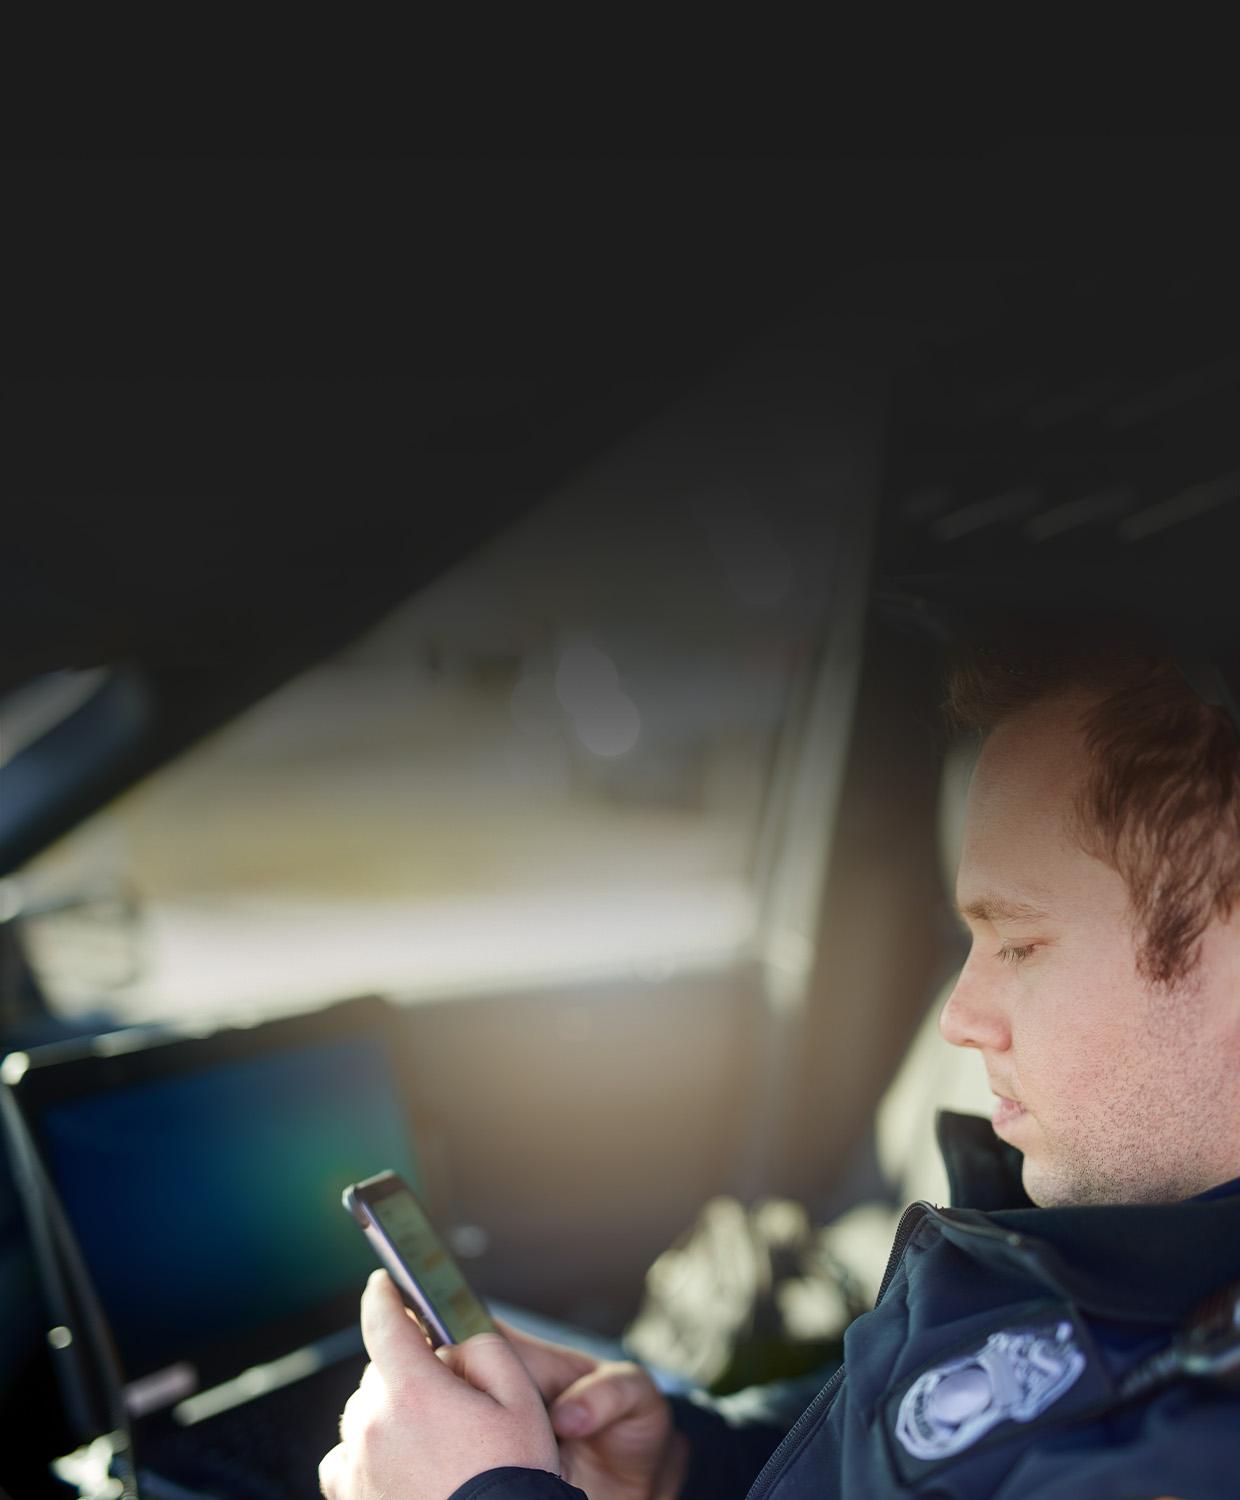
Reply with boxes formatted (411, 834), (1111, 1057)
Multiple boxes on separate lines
(938, 967), (1011, 1053)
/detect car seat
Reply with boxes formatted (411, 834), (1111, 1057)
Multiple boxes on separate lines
(625, 737), (993, 1386)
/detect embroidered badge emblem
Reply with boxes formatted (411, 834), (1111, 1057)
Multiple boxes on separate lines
(894, 1319), (1087, 1461)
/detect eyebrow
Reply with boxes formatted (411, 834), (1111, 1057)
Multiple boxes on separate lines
(956, 893), (1052, 924)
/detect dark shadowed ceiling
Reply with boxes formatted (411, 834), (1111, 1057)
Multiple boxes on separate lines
(5, 144), (1240, 867)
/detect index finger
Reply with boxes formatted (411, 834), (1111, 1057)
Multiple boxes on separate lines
(360, 1270), (448, 1388)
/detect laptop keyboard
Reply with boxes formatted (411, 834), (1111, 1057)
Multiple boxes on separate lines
(141, 1354), (365, 1499)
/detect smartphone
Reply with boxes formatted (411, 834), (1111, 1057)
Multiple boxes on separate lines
(342, 1170), (497, 1347)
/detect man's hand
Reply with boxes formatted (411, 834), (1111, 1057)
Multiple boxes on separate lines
(497, 1319), (688, 1500)
(318, 1271), (560, 1500)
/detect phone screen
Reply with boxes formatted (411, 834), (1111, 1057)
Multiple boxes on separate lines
(363, 1181), (495, 1343)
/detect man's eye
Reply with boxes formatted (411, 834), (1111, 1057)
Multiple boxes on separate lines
(997, 943), (1037, 965)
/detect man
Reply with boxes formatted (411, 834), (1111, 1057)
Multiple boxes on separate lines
(319, 638), (1240, 1499)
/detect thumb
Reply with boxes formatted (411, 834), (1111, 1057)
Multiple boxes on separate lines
(550, 1362), (659, 1439)
(441, 1332), (544, 1412)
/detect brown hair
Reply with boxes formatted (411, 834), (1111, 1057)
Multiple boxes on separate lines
(947, 636), (1240, 986)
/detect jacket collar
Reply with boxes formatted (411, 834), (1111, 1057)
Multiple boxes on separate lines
(934, 1110), (1240, 1324)
(936, 1109), (1032, 1211)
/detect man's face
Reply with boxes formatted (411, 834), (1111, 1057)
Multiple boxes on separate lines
(940, 691), (1240, 1207)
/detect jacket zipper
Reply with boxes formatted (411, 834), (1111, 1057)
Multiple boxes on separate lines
(874, 1201), (933, 1307)
(744, 1361), (848, 1500)
(745, 1202), (932, 1500)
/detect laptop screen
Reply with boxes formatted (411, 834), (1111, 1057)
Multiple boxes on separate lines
(28, 1018), (422, 1394)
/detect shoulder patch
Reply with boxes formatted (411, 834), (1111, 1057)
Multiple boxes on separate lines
(893, 1317), (1087, 1463)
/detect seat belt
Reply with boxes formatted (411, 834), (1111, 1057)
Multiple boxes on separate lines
(1118, 1280), (1240, 1402)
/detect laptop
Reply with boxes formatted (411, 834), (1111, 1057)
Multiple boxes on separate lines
(3, 995), (437, 1499)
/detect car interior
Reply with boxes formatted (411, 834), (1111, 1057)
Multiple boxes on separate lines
(4, 150), (1240, 1499)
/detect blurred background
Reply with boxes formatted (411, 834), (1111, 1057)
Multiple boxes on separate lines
(13, 357), (851, 1024)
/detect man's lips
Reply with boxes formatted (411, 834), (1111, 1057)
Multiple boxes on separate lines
(991, 1095), (1027, 1132)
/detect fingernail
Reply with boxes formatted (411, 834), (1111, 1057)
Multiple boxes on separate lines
(555, 1401), (588, 1434)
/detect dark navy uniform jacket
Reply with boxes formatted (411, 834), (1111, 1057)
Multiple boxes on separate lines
(452, 1113), (1240, 1500)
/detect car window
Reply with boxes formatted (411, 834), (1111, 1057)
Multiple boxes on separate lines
(17, 371), (855, 1025)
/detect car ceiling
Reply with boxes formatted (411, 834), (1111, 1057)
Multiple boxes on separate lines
(6, 146), (1240, 870)
(5, 158), (866, 866)
(874, 256), (1240, 651)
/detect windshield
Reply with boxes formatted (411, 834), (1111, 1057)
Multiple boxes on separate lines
(16, 366), (863, 1025)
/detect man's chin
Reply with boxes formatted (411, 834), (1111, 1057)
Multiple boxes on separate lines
(1020, 1154), (1145, 1208)
(1019, 1154), (1076, 1209)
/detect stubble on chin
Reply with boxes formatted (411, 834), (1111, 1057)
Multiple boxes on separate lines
(1022, 1111), (1216, 1208)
